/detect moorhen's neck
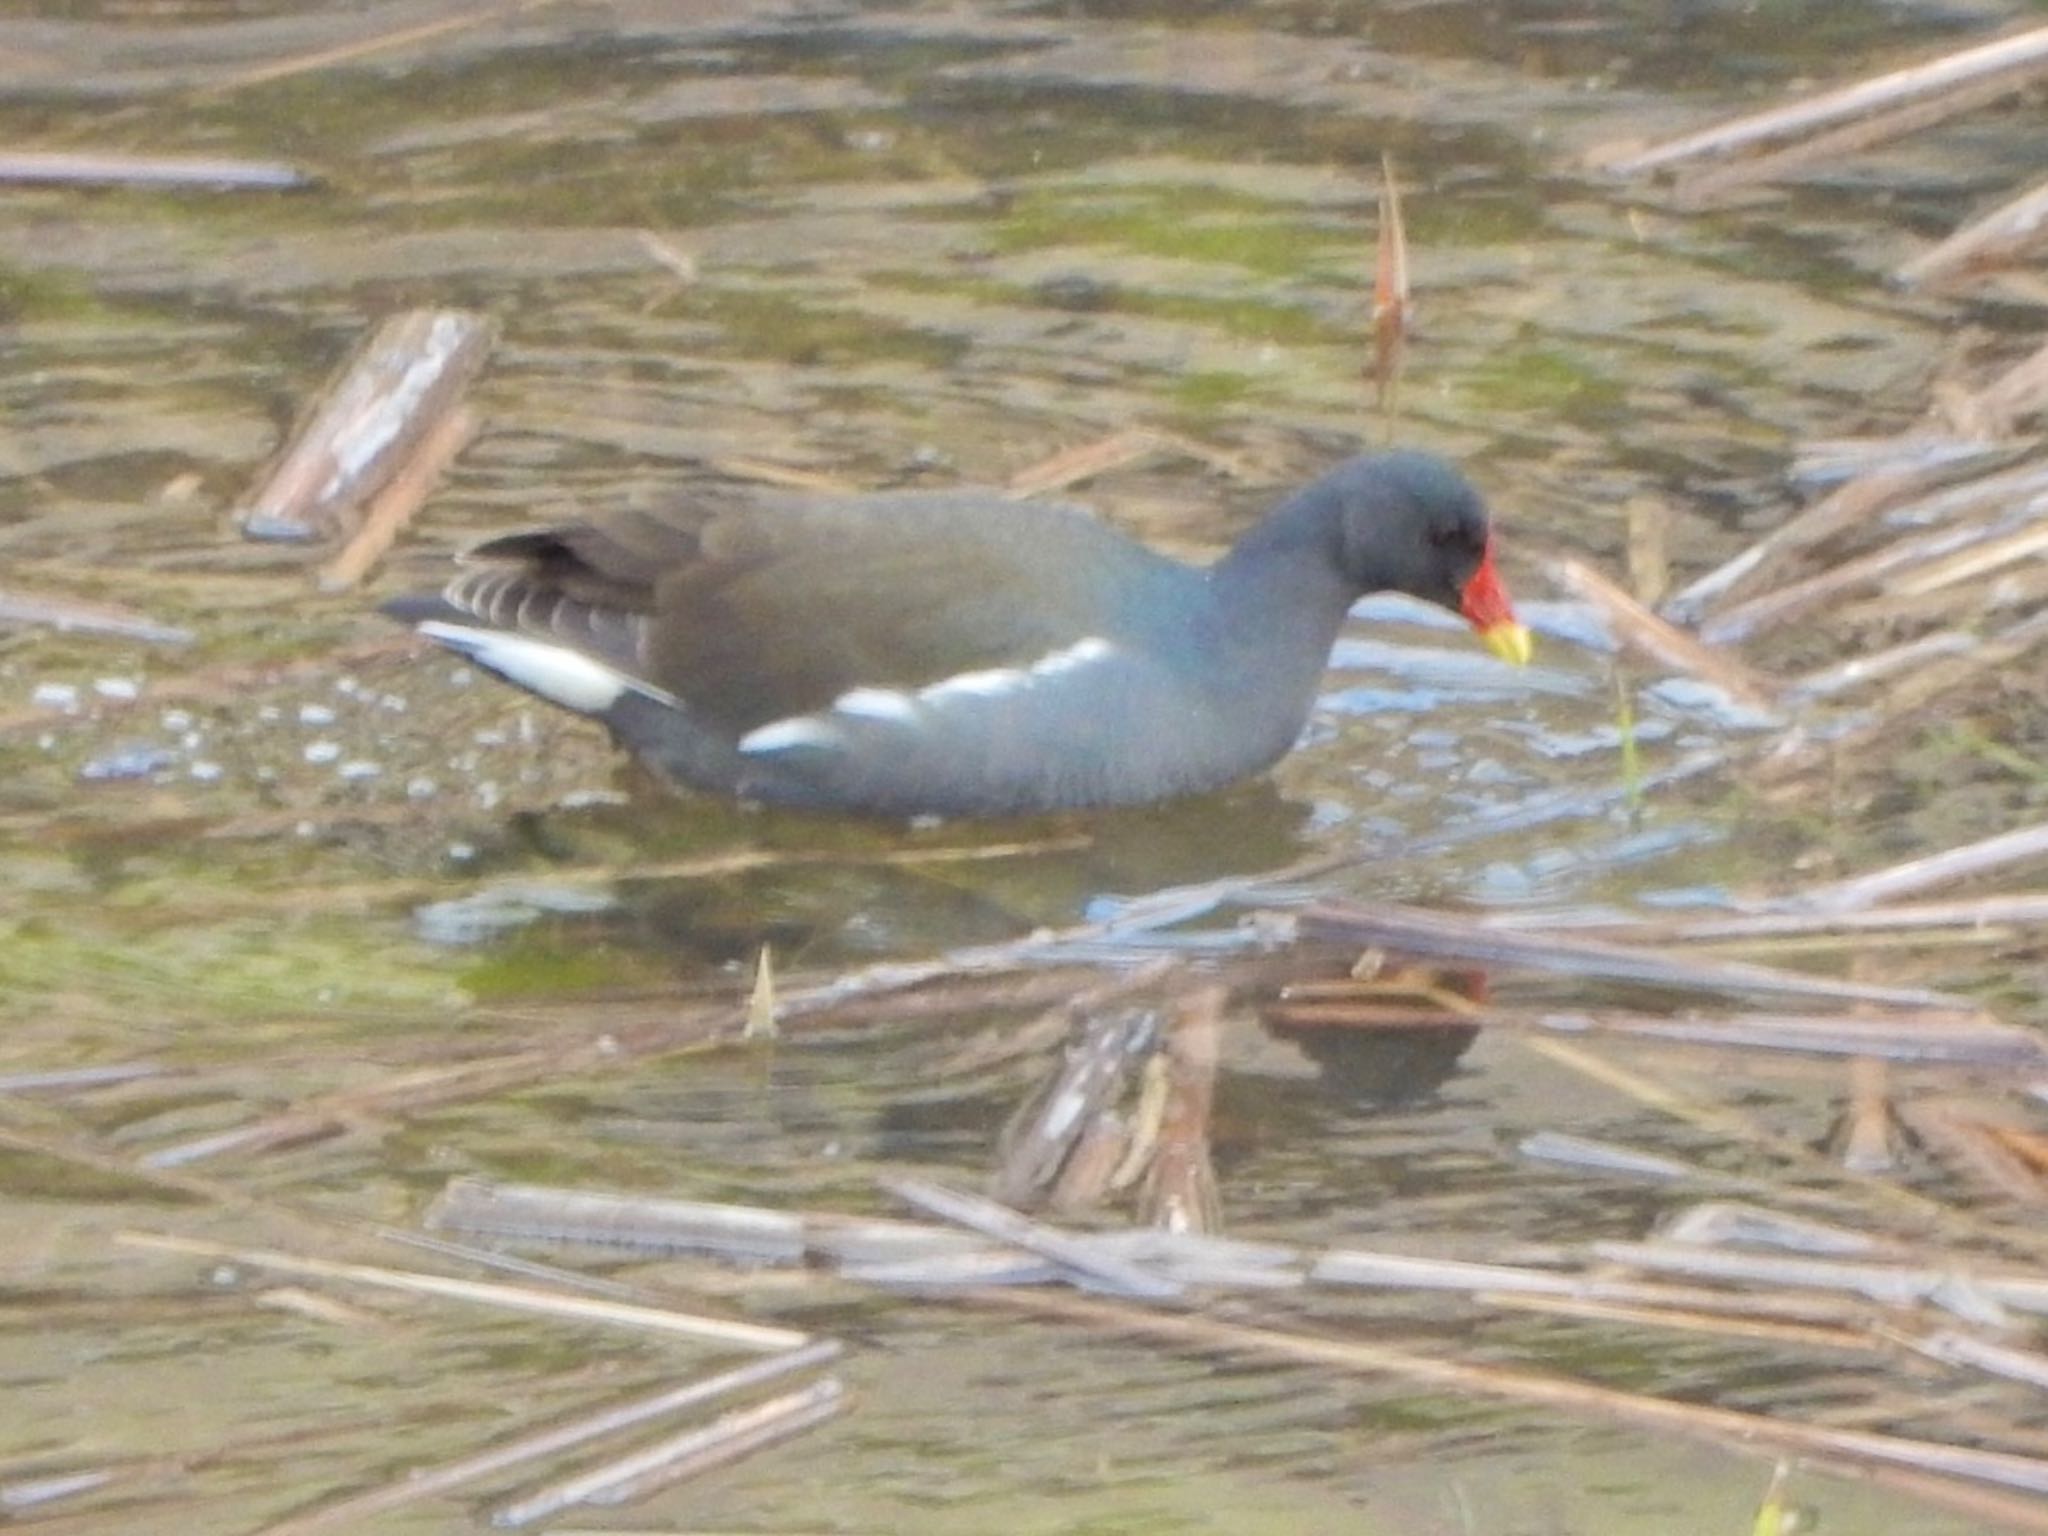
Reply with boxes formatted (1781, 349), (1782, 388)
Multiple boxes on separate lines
(1209, 481), (1363, 624)
(1194, 483), (1368, 754)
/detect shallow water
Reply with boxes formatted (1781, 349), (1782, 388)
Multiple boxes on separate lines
(2, 2), (2045, 1532)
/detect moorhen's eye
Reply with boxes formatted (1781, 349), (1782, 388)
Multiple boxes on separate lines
(1428, 520), (1474, 549)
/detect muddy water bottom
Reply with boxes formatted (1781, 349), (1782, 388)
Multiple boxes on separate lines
(2, 0), (2045, 1532)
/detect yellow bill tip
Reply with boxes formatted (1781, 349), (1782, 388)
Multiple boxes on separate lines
(1480, 620), (1533, 667)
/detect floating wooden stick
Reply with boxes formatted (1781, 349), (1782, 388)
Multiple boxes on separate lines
(250, 1342), (840, 1536)
(1591, 23), (2048, 175)
(993, 1003), (1160, 1209)
(1297, 899), (1963, 1008)
(1269, 997), (2037, 1065)
(1790, 822), (2048, 914)
(1899, 177), (2048, 289)
(116, 1230), (808, 1351)
(314, 403), (475, 590)
(1674, 372), (2048, 624)
(425, 1178), (808, 1264)
(978, 1288), (2048, 1498)
(238, 309), (491, 543)
(490, 1379), (845, 1527)
(880, 1175), (1182, 1300)
(1670, 67), (2033, 206)
(1543, 555), (1779, 716)
(1594, 1239), (2048, 1317)
(1139, 986), (1223, 1233)
(0, 586), (193, 646)
(0, 150), (310, 189)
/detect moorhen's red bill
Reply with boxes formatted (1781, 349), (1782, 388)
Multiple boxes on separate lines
(385, 450), (1530, 817)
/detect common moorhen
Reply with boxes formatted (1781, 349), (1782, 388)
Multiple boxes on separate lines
(385, 451), (1530, 817)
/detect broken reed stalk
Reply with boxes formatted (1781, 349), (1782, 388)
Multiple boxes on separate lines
(1005, 428), (1166, 498)
(425, 1178), (809, 1264)
(114, 1230), (808, 1351)
(1841, 1055), (1901, 1173)
(993, 996), (1160, 1208)
(1295, 899), (1962, 1008)
(1002, 427), (1248, 500)
(0, 586), (194, 646)
(971, 1287), (2048, 1498)
(0, 151), (310, 189)
(1783, 610), (2048, 770)
(1674, 358), (2048, 622)
(880, 1175), (1182, 1300)
(1593, 1239), (2048, 1315)
(1510, 1037), (2048, 1264)
(488, 1379), (846, 1527)
(1788, 819), (2048, 913)
(1139, 986), (1224, 1232)
(1670, 67), (2036, 206)
(315, 404), (476, 590)
(1370, 149), (1410, 422)
(190, 0), (573, 98)
(1514, 892), (2048, 943)
(1480, 1292), (1875, 1353)
(248, 1342), (840, 1536)
(704, 455), (859, 493)
(237, 309), (492, 543)
(1668, 466), (1931, 621)
(1793, 630), (1979, 700)
(1699, 483), (2048, 646)
(1955, 336), (2048, 432)
(1264, 999), (2042, 1067)
(1901, 1329), (2048, 1393)
(1542, 555), (1780, 716)
(1591, 22), (2048, 174)
(154, 951), (1160, 1169)
(1894, 1099), (2048, 1208)
(1899, 177), (2048, 289)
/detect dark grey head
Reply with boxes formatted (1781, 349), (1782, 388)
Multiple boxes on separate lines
(1292, 450), (1528, 664)
(1317, 450), (1492, 610)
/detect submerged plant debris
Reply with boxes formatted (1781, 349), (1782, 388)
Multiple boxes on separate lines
(0, 5), (2045, 1536)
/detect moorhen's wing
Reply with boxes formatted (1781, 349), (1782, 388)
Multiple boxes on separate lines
(642, 490), (1185, 732)
(438, 491), (1172, 723)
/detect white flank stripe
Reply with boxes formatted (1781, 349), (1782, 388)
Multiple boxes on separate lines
(417, 622), (650, 714)
(919, 666), (1028, 703)
(833, 686), (919, 722)
(738, 716), (841, 754)
(913, 637), (1117, 708)
(1029, 636), (1115, 676)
